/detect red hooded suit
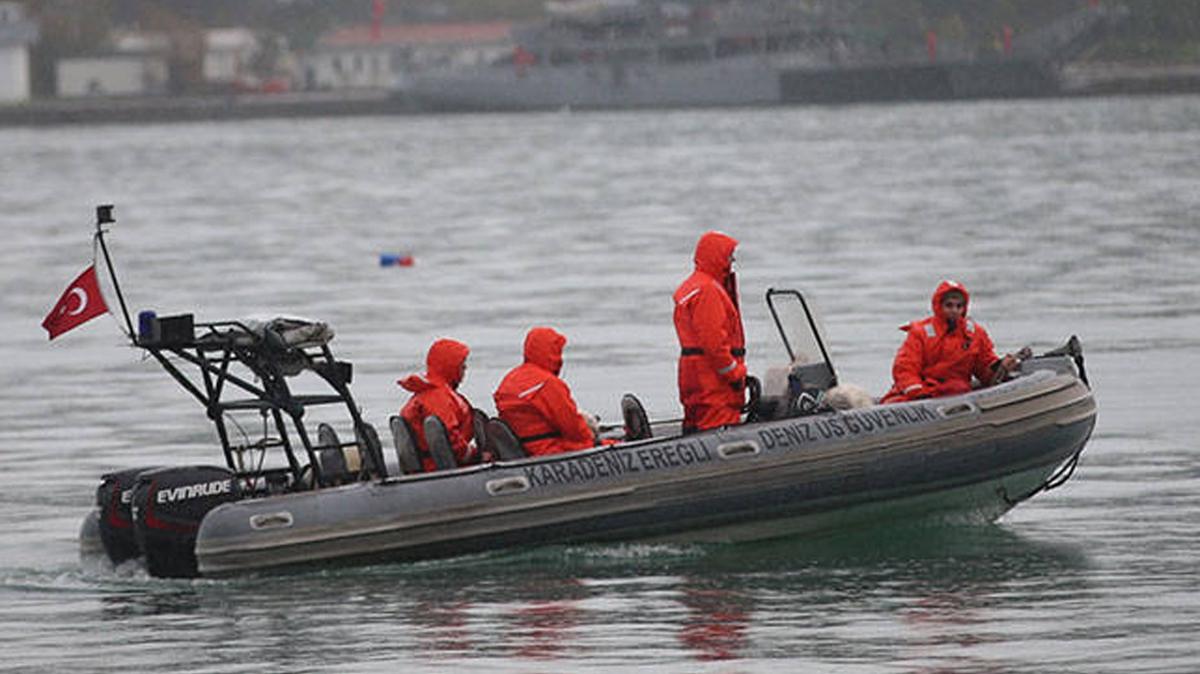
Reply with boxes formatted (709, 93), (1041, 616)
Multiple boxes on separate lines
(673, 231), (747, 432)
(493, 327), (596, 457)
(399, 338), (477, 471)
(881, 280), (1002, 404)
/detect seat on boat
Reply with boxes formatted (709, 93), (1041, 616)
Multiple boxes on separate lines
(388, 415), (423, 475)
(472, 408), (491, 461)
(422, 415), (459, 471)
(485, 418), (527, 461)
(355, 422), (387, 478)
(621, 393), (651, 441)
(316, 422), (352, 485)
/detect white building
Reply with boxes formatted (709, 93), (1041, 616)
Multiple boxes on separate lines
(204, 28), (259, 85)
(303, 22), (513, 90)
(53, 27), (290, 97)
(0, 1), (38, 103)
(56, 30), (172, 98)
(56, 55), (169, 97)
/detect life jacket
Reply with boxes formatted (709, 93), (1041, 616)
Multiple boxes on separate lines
(882, 280), (1001, 403)
(673, 231), (746, 428)
(493, 327), (595, 456)
(398, 338), (476, 471)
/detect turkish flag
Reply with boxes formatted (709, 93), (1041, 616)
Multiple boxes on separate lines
(42, 265), (110, 340)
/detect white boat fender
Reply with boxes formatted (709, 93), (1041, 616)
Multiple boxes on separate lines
(824, 384), (874, 410)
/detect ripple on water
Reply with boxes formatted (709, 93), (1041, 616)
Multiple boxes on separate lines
(3, 97), (1200, 672)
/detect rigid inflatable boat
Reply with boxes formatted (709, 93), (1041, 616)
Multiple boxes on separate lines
(79, 294), (1094, 578)
(77, 212), (1095, 578)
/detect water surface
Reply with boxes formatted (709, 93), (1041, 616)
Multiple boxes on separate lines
(1, 96), (1198, 672)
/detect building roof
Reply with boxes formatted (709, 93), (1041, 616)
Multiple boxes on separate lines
(320, 22), (514, 48)
(112, 31), (172, 54)
(206, 28), (258, 51)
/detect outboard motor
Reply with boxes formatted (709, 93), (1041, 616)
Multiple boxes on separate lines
(95, 466), (160, 565)
(130, 466), (240, 578)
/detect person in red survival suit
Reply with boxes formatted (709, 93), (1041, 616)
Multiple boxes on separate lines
(398, 338), (479, 472)
(494, 326), (608, 456)
(881, 280), (1019, 404)
(673, 230), (747, 433)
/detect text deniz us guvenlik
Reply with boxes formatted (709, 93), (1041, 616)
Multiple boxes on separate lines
(522, 406), (940, 488)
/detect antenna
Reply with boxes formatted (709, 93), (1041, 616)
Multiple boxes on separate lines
(93, 204), (136, 343)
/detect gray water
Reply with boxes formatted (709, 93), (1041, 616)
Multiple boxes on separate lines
(1, 96), (1198, 672)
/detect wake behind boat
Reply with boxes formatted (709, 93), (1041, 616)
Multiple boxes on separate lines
(75, 207), (1095, 578)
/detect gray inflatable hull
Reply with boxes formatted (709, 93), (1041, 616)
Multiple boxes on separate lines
(187, 369), (1093, 576)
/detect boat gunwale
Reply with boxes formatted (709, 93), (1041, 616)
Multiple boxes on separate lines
(205, 370), (1092, 518)
(196, 371), (1094, 564)
(197, 416), (1094, 573)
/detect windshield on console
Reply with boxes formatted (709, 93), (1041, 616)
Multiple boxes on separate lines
(765, 288), (837, 388)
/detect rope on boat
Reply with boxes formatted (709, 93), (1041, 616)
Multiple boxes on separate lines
(999, 446), (1085, 507)
(998, 336), (1092, 506)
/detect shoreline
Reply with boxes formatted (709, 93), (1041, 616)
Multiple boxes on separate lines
(1059, 62), (1200, 96)
(0, 90), (415, 127)
(2, 63), (1197, 127)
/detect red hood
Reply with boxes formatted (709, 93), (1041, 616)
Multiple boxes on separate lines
(931, 279), (970, 322)
(398, 338), (469, 392)
(523, 326), (565, 375)
(694, 230), (738, 280)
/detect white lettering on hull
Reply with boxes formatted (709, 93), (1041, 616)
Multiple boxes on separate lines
(155, 480), (232, 504)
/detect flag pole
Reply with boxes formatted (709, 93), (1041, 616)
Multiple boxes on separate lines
(93, 204), (136, 344)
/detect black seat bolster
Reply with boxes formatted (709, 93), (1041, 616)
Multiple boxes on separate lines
(621, 393), (652, 441)
(423, 415), (458, 471)
(486, 418), (527, 461)
(388, 415), (423, 475)
(356, 421), (385, 478)
(316, 422), (349, 485)
(472, 408), (490, 462)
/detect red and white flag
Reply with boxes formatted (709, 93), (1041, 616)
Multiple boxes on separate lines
(42, 265), (110, 340)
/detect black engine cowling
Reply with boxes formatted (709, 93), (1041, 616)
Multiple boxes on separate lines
(130, 466), (241, 578)
(95, 466), (160, 565)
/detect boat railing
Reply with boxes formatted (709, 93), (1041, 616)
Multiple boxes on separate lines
(135, 312), (387, 492)
(512, 22), (841, 69)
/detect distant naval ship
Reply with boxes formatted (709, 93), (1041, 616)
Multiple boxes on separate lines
(400, 0), (1126, 111)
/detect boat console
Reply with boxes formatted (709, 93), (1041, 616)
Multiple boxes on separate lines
(753, 288), (840, 420)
